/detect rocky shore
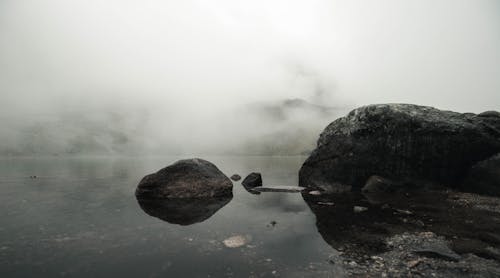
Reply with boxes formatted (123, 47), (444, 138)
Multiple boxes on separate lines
(135, 103), (500, 277)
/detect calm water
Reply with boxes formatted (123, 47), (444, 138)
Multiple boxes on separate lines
(0, 156), (341, 277)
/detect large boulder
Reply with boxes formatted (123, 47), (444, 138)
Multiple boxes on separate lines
(299, 104), (500, 194)
(135, 158), (233, 199)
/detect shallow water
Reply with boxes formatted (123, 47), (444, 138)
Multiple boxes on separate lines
(0, 156), (340, 277)
(2, 156), (500, 277)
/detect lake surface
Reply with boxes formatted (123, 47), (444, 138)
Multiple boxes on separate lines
(0, 156), (342, 277)
(3, 156), (500, 277)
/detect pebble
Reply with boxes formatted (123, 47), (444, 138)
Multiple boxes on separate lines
(223, 235), (247, 248)
(354, 206), (368, 213)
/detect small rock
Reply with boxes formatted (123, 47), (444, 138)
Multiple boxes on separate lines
(419, 232), (435, 238)
(223, 235), (247, 248)
(242, 173), (262, 188)
(230, 174), (241, 181)
(395, 209), (413, 215)
(353, 206), (368, 213)
(416, 220), (425, 227)
(407, 259), (421, 268)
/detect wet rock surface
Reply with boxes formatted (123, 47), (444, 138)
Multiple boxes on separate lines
(299, 104), (500, 195)
(241, 172), (262, 194)
(136, 195), (232, 225)
(242, 172), (262, 188)
(302, 190), (500, 276)
(135, 158), (233, 198)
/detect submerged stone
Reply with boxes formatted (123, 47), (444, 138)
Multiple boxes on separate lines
(223, 235), (247, 248)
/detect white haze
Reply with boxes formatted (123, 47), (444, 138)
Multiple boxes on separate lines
(0, 0), (499, 155)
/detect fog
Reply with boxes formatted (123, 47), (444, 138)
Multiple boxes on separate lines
(1, 0), (499, 155)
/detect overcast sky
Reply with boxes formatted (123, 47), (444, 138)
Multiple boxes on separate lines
(0, 0), (499, 154)
(1, 0), (499, 112)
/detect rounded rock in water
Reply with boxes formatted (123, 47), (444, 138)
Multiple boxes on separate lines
(135, 158), (233, 199)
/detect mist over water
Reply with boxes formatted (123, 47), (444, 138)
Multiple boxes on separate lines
(1, 0), (499, 155)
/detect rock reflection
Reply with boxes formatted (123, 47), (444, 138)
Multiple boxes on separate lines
(137, 195), (232, 225)
(241, 184), (261, 195)
(302, 191), (500, 261)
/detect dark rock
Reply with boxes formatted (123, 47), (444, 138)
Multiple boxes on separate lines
(362, 175), (401, 193)
(451, 238), (500, 261)
(413, 248), (461, 262)
(478, 111), (500, 118)
(269, 220), (277, 227)
(242, 172), (262, 188)
(462, 154), (500, 196)
(240, 172), (262, 195)
(230, 174), (241, 181)
(136, 195), (232, 225)
(135, 158), (233, 199)
(299, 104), (500, 194)
(362, 175), (435, 195)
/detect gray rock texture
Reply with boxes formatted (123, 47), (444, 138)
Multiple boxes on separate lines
(135, 158), (233, 198)
(241, 172), (262, 189)
(299, 104), (500, 194)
